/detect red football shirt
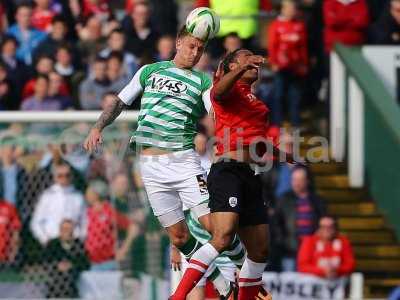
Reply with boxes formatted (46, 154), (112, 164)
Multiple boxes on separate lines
(0, 201), (21, 261)
(211, 81), (270, 156)
(85, 202), (130, 263)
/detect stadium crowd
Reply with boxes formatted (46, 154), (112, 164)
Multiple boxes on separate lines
(0, 0), (396, 297)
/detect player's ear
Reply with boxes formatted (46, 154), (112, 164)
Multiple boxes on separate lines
(176, 37), (182, 50)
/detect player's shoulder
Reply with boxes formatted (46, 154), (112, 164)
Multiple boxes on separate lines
(191, 69), (212, 90)
(141, 61), (174, 73)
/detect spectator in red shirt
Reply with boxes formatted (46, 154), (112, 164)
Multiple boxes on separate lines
(298, 216), (355, 278)
(268, 0), (308, 127)
(323, 0), (370, 53)
(85, 180), (139, 271)
(0, 198), (21, 266)
(31, 0), (56, 32)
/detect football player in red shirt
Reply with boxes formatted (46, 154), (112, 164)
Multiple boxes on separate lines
(171, 49), (296, 300)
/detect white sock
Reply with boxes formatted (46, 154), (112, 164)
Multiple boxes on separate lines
(188, 243), (219, 274)
(239, 257), (267, 286)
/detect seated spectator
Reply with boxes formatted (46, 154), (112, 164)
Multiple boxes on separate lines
(6, 4), (47, 65)
(122, 1), (159, 60)
(77, 15), (107, 65)
(0, 36), (29, 105)
(323, 0), (370, 53)
(369, 0), (400, 44)
(48, 71), (73, 108)
(273, 165), (326, 271)
(30, 164), (86, 246)
(54, 44), (76, 80)
(298, 216), (355, 278)
(31, 0), (56, 32)
(99, 28), (139, 76)
(45, 219), (89, 298)
(21, 74), (68, 111)
(0, 63), (18, 110)
(0, 197), (21, 268)
(268, 0), (308, 127)
(79, 56), (110, 110)
(223, 32), (243, 54)
(85, 180), (138, 270)
(107, 51), (130, 92)
(22, 55), (54, 100)
(34, 16), (78, 63)
(154, 35), (175, 62)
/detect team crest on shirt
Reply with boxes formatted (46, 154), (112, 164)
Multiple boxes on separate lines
(148, 74), (188, 95)
(247, 93), (257, 102)
(229, 197), (238, 207)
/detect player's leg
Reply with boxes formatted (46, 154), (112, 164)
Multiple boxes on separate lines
(236, 171), (270, 300)
(237, 224), (269, 300)
(171, 162), (243, 299)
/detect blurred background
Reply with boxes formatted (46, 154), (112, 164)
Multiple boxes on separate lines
(0, 0), (399, 299)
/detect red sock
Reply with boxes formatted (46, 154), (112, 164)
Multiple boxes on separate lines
(238, 278), (262, 300)
(171, 259), (208, 300)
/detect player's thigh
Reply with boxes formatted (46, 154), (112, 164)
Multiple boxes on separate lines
(177, 173), (210, 220)
(238, 224), (270, 262)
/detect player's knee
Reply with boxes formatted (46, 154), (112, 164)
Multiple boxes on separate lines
(248, 242), (269, 262)
(210, 232), (235, 252)
(170, 230), (190, 248)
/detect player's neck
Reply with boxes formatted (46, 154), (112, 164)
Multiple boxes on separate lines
(172, 57), (191, 70)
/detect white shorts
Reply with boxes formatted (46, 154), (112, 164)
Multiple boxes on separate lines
(139, 149), (210, 227)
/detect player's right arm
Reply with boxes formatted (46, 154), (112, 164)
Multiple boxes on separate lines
(213, 55), (264, 102)
(84, 65), (147, 152)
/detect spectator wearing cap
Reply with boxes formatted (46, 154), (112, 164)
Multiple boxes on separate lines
(79, 56), (110, 110)
(30, 164), (86, 246)
(6, 4), (47, 65)
(45, 219), (89, 298)
(122, 1), (159, 60)
(268, 0), (308, 127)
(273, 166), (326, 271)
(99, 28), (139, 77)
(368, 0), (400, 44)
(298, 216), (355, 278)
(85, 180), (139, 270)
(323, 0), (370, 53)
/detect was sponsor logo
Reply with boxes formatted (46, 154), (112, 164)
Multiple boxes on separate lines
(149, 75), (188, 95)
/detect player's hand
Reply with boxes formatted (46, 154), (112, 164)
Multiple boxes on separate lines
(84, 127), (103, 153)
(171, 246), (182, 271)
(214, 61), (224, 81)
(249, 55), (266, 66)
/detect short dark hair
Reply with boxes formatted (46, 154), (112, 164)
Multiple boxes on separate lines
(16, 3), (32, 11)
(108, 51), (124, 63)
(1, 35), (19, 49)
(108, 28), (124, 38)
(52, 15), (67, 25)
(221, 48), (245, 74)
(36, 74), (49, 82)
(224, 32), (240, 40)
(94, 56), (107, 64)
